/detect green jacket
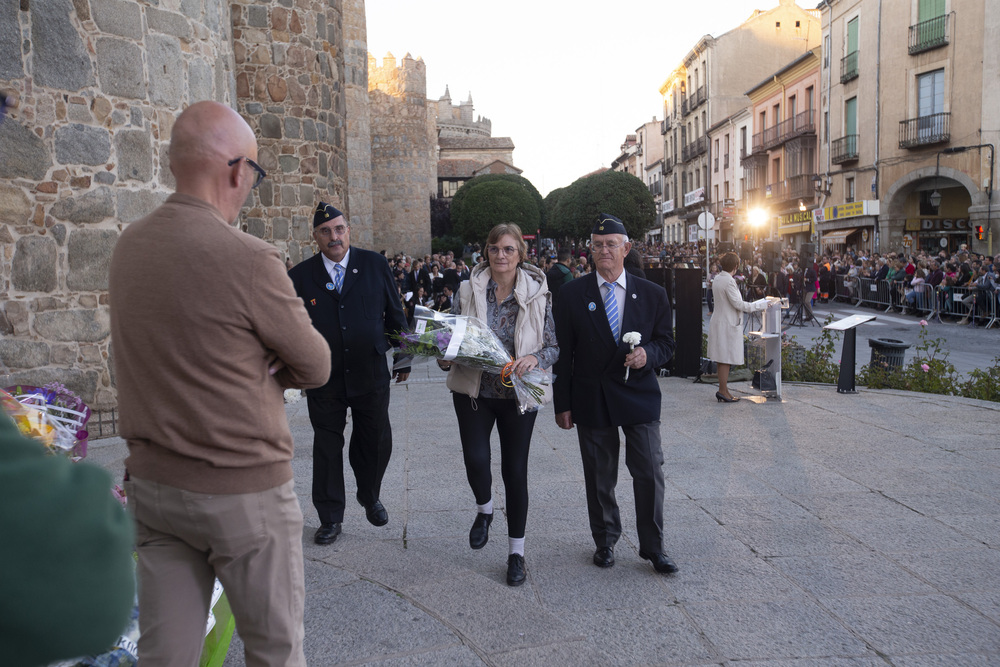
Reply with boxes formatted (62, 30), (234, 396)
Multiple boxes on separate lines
(0, 412), (135, 666)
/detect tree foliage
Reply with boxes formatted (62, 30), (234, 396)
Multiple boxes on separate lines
(451, 180), (540, 246)
(451, 173), (545, 234)
(549, 170), (655, 241)
(542, 186), (569, 239)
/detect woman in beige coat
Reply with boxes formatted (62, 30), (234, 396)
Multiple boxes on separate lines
(707, 252), (767, 402)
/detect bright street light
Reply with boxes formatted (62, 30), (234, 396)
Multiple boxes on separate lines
(748, 208), (768, 227)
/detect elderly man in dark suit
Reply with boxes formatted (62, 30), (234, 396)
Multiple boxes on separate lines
(554, 214), (678, 574)
(288, 203), (410, 545)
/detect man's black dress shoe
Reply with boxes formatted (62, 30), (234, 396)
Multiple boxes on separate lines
(361, 499), (388, 526)
(469, 512), (493, 550)
(639, 550), (679, 574)
(507, 554), (526, 587)
(314, 523), (341, 545)
(593, 546), (615, 568)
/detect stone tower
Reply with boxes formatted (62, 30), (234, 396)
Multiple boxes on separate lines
(367, 52), (434, 255)
(0, 0), (353, 409)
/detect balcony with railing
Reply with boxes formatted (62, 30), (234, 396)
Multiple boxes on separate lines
(648, 181), (662, 197)
(831, 134), (859, 164)
(660, 117), (672, 134)
(688, 135), (707, 159)
(840, 51), (859, 83)
(909, 14), (949, 55)
(690, 85), (706, 111)
(778, 109), (816, 143)
(663, 156), (674, 173)
(681, 96), (690, 117)
(899, 112), (950, 148)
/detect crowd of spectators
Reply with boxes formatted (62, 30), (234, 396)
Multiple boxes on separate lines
(380, 239), (1000, 326)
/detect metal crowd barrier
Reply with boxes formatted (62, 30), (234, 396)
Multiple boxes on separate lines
(928, 284), (999, 327)
(834, 275), (997, 328)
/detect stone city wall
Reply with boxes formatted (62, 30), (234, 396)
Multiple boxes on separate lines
(0, 0), (351, 409)
(368, 52), (434, 256)
(0, 0), (239, 407)
(230, 0), (348, 262)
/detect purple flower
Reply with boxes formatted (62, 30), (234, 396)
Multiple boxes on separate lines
(921, 363), (930, 372)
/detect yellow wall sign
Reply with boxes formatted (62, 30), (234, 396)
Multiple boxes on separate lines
(812, 200), (879, 223)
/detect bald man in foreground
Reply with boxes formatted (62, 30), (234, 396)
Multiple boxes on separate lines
(110, 101), (330, 666)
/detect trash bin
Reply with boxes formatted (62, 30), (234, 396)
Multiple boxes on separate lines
(868, 338), (910, 371)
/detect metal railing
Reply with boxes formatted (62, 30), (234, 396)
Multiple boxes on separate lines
(909, 14), (949, 55)
(831, 134), (859, 163)
(834, 275), (998, 328)
(660, 117), (672, 134)
(899, 112), (950, 149)
(841, 51), (859, 83)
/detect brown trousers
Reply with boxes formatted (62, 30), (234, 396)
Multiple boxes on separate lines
(126, 477), (305, 667)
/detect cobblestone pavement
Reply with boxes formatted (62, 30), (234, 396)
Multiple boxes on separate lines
(89, 365), (1000, 666)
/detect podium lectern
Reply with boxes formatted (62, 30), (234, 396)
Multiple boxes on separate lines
(748, 297), (788, 400)
(823, 314), (877, 393)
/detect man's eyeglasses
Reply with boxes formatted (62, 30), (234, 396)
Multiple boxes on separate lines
(227, 156), (267, 189)
(316, 224), (350, 237)
(591, 242), (625, 252)
(487, 245), (517, 257)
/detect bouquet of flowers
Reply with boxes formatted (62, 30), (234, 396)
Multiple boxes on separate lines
(394, 306), (554, 413)
(2, 382), (91, 459)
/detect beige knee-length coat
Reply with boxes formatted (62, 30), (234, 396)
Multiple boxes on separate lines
(707, 271), (765, 366)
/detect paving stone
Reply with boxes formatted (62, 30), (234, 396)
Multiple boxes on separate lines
(0, 119), (52, 180)
(685, 598), (870, 660)
(770, 552), (937, 598)
(891, 548), (1000, 593)
(55, 124), (111, 166)
(30, 0), (94, 90)
(722, 519), (871, 558)
(831, 516), (983, 554)
(934, 513), (1000, 547)
(95, 37), (146, 100)
(90, 0), (143, 39)
(823, 594), (1000, 655)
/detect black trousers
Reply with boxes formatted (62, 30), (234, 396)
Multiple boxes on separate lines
(308, 383), (391, 525)
(577, 421), (665, 553)
(452, 393), (537, 539)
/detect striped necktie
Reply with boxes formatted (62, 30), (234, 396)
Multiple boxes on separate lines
(333, 264), (344, 293)
(603, 281), (619, 343)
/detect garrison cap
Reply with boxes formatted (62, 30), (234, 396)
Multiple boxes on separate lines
(313, 202), (344, 228)
(593, 213), (626, 236)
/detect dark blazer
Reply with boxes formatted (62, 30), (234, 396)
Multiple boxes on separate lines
(288, 248), (409, 398)
(554, 272), (675, 428)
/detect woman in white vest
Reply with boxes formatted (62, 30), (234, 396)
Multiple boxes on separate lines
(437, 223), (558, 586)
(708, 251), (767, 403)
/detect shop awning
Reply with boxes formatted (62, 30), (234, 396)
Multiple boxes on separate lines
(821, 227), (857, 245)
(779, 222), (811, 234)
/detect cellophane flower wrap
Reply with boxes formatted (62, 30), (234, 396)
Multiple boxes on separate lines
(394, 306), (554, 413)
(1, 382), (91, 459)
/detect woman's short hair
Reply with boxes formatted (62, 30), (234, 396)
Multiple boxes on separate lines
(485, 223), (528, 265)
(719, 252), (739, 272)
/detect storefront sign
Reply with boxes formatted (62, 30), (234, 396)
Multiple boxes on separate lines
(683, 187), (705, 207)
(904, 218), (971, 232)
(662, 199), (675, 214)
(812, 200), (879, 224)
(780, 210), (813, 226)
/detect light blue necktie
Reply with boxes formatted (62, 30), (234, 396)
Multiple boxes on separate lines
(333, 264), (344, 293)
(603, 281), (619, 343)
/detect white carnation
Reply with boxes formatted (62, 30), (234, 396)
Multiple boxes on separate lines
(623, 331), (641, 346)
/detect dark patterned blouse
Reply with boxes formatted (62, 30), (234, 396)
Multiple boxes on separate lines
(453, 277), (558, 400)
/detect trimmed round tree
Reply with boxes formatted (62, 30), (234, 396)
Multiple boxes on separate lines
(553, 170), (656, 241)
(451, 180), (541, 246)
(451, 173), (545, 231)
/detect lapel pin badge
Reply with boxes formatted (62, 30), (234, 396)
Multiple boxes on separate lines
(352, 268), (358, 273)
(310, 298), (316, 306)
(631, 293), (637, 299)
(326, 282), (335, 291)
(588, 302), (596, 311)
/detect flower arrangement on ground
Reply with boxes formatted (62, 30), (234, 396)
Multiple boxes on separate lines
(394, 306), (554, 413)
(2, 382), (91, 459)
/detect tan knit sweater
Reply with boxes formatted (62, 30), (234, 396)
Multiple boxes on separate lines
(109, 194), (330, 494)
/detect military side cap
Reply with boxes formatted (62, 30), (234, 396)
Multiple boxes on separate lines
(593, 213), (626, 236)
(313, 202), (344, 227)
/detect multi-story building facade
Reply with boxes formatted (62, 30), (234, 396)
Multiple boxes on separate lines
(744, 47), (821, 251)
(707, 108), (751, 245)
(817, 0), (999, 255)
(658, 0), (821, 245)
(610, 134), (640, 176)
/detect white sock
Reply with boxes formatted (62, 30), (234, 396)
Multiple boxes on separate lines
(476, 499), (493, 515)
(508, 537), (525, 556)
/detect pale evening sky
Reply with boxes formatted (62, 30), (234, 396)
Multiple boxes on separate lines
(365, 0), (815, 197)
